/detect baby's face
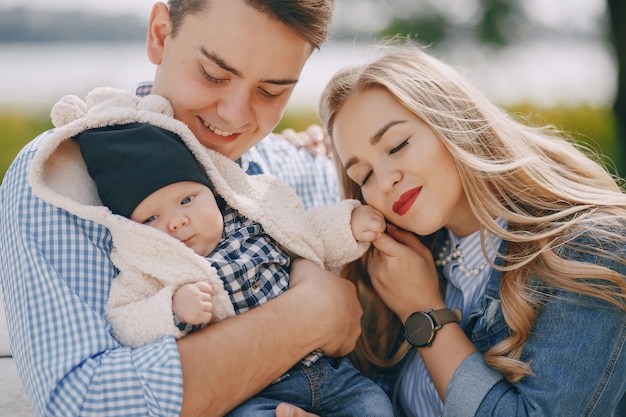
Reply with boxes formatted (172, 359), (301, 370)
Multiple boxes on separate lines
(131, 181), (224, 257)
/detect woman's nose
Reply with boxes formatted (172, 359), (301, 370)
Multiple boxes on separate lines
(377, 166), (402, 193)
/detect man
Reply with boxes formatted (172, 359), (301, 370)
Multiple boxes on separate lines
(0, 1), (362, 416)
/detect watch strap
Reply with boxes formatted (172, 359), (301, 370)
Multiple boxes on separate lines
(429, 308), (462, 327)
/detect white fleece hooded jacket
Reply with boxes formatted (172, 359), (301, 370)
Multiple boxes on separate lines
(29, 87), (368, 348)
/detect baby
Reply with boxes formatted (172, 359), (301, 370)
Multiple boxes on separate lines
(73, 121), (384, 330)
(66, 90), (393, 417)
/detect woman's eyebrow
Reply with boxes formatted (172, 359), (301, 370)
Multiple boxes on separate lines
(344, 156), (359, 172)
(370, 120), (406, 145)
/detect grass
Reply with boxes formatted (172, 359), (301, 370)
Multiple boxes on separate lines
(0, 110), (53, 181)
(508, 103), (621, 175)
(0, 104), (621, 181)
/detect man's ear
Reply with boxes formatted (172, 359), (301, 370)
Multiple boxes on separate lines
(146, 2), (172, 65)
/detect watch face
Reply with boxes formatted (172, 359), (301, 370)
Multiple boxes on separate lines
(405, 312), (435, 348)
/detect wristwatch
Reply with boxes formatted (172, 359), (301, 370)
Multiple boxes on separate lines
(404, 308), (462, 348)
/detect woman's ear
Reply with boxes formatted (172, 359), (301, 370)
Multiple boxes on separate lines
(146, 2), (172, 66)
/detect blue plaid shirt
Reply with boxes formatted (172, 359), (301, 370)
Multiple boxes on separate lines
(174, 203), (290, 335)
(210, 204), (290, 314)
(0, 86), (339, 416)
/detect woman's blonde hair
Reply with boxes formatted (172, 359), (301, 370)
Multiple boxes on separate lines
(319, 45), (626, 382)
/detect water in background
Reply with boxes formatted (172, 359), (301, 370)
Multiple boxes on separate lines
(0, 39), (616, 112)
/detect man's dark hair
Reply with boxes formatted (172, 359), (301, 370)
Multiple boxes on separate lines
(167, 0), (334, 49)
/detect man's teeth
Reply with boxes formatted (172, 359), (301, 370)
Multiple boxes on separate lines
(206, 123), (234, 137)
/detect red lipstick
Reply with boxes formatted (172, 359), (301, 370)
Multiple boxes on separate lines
(392, 187), (421, 216)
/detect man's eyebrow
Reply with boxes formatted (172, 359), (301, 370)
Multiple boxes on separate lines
(343, 120), (407, 172)
(201, 47), (241, 77)
(200, 47), (299, 86)
(265, 77), (300, 86)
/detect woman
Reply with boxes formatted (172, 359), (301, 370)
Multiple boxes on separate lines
(312, 46), (626, 416)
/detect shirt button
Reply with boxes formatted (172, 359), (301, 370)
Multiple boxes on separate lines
(252, 280), (260, 290)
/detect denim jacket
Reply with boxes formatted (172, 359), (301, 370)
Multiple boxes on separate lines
(390, 228), (626, 417)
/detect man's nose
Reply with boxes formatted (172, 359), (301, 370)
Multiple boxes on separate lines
(216, 87), (252, 129)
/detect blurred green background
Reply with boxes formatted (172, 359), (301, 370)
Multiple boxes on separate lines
(1, 111), (52, 180)
(277, 104), (620, 175)
(1, 104), (618, 181)
(1, 0), (625, 181)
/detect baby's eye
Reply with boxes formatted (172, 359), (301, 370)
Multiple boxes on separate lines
(143, 215), (158, 224)
(181, 195), (195, 205)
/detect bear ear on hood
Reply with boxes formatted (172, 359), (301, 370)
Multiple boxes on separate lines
(51, 94), (87, 128)
(85, 87), (140, 113)
(139, 94), (174, 118)
(50, 87), (175, 131)
(50, 87), (140, 129)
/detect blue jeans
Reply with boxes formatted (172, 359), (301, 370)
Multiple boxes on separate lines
(226, 357), (394, 417)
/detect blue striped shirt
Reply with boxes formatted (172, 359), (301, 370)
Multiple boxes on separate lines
(0, 89), (339, 416)
(241, 136), (339, 210)
(399, 222), (505, 417)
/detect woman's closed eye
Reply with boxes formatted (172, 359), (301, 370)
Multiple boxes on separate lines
(360, 171), (372, 187)
(358, 138), (410, 187)
(389, 138), (409, 155)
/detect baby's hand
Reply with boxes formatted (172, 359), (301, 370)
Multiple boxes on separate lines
(351, 205), (386, 242)
(172, 281), (214, 325)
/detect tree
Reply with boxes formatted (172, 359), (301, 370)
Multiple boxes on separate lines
(375, 0), (625, 175)
(607, 0), (626, 174)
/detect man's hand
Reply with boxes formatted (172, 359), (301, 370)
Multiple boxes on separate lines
(176, 261), (361, 416)
(172, 281), (214, 325)
(288, 258), (362, 357)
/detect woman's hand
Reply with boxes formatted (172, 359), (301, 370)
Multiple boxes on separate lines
(276, 125), (331, 157)
(370, 225), (444, 322)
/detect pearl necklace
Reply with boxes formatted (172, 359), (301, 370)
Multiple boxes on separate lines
(434, 239), (487, 278)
